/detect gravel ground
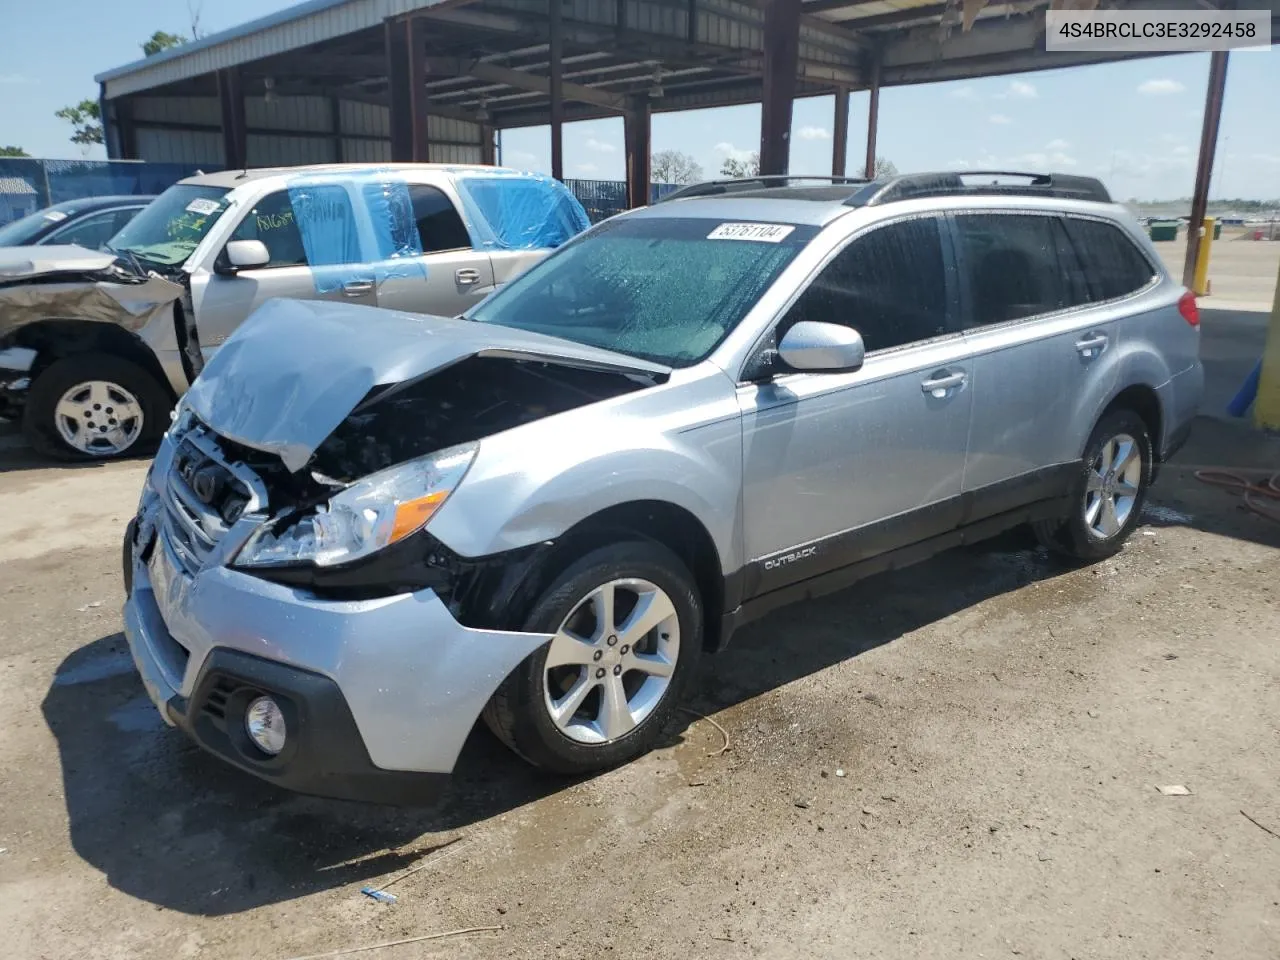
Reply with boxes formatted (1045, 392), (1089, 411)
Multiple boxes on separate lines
(1, 413), (1278, 960)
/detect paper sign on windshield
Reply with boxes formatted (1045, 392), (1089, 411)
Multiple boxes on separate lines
(707, 222), (795, 243)
(185, 198), (222, 216)
(42, 210), (69, 222)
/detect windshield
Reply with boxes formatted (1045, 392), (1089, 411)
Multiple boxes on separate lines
(109, 183), (231, 266)
(0, 200), (86, 247)
(466, 217), (813, 367)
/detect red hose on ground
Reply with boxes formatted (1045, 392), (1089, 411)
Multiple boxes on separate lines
(1194, 469), (1280, 523)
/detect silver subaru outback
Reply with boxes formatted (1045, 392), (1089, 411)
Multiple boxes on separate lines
(122, 171), (1203, 802)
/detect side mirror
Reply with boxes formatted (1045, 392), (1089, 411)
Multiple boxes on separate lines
(221, 239), (271, 272)
(777, 321), (865, 373)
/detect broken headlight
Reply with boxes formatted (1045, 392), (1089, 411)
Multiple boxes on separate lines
(233, 442), (478, 568)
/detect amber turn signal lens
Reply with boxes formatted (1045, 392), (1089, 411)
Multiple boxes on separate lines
(389, 491), (449, 543)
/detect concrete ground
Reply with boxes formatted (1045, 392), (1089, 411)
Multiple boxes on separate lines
(1, 238), (1278, 960)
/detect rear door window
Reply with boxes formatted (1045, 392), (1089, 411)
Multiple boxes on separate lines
(1061, 217), (1157, 301)
(953, 213), (1068, 328)
(47, 211), (119, 249)
(407, 185), (472, 252)
(781, 216), (951, 353)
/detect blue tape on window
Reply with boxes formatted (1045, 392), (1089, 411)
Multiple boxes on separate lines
(453, 171), (590, 251)
(286, 171), (424, 295)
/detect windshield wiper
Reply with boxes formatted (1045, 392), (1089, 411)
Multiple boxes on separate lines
(107, 243), (147, 278)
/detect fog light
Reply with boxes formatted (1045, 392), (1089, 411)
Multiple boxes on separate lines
(245, 696), (287, 755)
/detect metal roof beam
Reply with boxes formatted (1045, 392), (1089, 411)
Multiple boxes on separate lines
(424, 56), (629, 112)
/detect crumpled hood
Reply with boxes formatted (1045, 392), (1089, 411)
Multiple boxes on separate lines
(0, 244), (118, 282)
(185, 298), (669, 472)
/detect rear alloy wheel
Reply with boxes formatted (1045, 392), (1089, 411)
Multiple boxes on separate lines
(483, 541), (702, 774)
(1033, 408), (1152, 563)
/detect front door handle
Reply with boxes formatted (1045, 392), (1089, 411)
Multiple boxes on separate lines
(455, 268), (481, 286)
(342, 280), (374, 297)
(921, 371), (966, 396)
(1075, 333), (1109, 357)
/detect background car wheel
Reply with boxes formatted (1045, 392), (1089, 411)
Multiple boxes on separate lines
(22, 354), (171, 461)
(1033, 408), (1152, 563)
(482, 540), (703, 774)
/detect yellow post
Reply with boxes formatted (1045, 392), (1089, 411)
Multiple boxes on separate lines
(1192, 216), (1216, 295)
(1255, 258), (1280, 430)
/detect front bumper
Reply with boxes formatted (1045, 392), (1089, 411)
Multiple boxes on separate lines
(122, 501), (551, 802)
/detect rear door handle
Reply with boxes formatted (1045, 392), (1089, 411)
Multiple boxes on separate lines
(342, 280), (374, 297)
(921, 371), (966, 396)
(1075, 333), (1109, 357)
(455, 268), (481, 285)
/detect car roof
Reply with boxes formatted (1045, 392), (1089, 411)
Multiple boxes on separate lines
(47, 195), (155, 214)
(628, 195), (854, 227)
(180, 163), (532, 189)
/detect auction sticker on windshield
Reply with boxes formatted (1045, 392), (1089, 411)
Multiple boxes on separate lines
(185, 198), (222, 216)
(707, 222), (795, 243)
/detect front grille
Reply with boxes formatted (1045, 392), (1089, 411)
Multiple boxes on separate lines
(160, 421), (267, 575)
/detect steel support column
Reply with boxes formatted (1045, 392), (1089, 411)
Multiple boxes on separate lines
(1183, 50), (1229, 290)
(216, 68), (247, 169)
(481, 125), (496, 165)
(625, 96), (652, 208)
(864, 52), (881, 178)
(832, 88), (849, 177)
(330, 97), (344, 163)
(549, 0), (565, 180)
(759, 0), (801, 176)
(387, 18), (430, 162)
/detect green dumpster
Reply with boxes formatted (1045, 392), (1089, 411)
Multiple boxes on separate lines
(1213, 220), (1222, 240)
(1149, 220), (1179, 242)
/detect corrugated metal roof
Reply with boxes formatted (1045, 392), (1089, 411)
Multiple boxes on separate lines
(97, 0), (454, 99)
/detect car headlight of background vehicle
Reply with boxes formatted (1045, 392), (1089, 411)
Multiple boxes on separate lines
(234, 442), (478, 568)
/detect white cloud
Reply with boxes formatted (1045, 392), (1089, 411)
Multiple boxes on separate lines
(0, 74), (31, 84)
(1171, 145), (1192, 157)
(1045, 138), (1070, 151)
(585, 137), (616, 154)
(714, 142), (754, 162)
(989, 113), (1013, 125)
(798, 126), (831, 141)
(947, 85), (978, 100)
(573, 161), (600, 175)
(1138, 78), (1186, 95)
(945, 158), (971, 169)
(1007, 80), (1038, 99)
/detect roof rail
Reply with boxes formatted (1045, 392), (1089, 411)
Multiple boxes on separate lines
(846, 171), (1111, 207)
(658, 175), (868, 203)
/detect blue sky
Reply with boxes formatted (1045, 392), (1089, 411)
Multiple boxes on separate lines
(2, 0), (1276, 200)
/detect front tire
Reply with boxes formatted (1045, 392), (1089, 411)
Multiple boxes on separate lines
(22, 353), (171, 461)
(1033, 408), (1152, 562)
(483, 540), (703, 774)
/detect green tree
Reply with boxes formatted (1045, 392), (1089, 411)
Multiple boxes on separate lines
(651, 150), (703, 184)
(0, 145), (30, 157)
(55, 99), (103, 147)
(142, 30), (187, 56)
(720, 152), (760, 178)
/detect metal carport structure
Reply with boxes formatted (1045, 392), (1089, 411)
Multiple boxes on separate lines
(95, 0), (1280, 417)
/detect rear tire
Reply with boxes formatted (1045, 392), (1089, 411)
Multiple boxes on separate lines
(483, 540), (703, 774)
(22, 353), (171, 461)
(1033, 408), (1152, 563)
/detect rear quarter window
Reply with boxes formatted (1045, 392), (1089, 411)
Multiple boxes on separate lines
(1061, 218), (1157, 302)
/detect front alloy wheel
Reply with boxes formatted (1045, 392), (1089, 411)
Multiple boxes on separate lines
(483, 540), (703, 774)
(543, 578), (680, 744)
(53, 380), (145, 456)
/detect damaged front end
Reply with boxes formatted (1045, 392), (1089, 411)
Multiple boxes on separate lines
(169, 299), (666, 624)
(0, 246), (191, 414)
